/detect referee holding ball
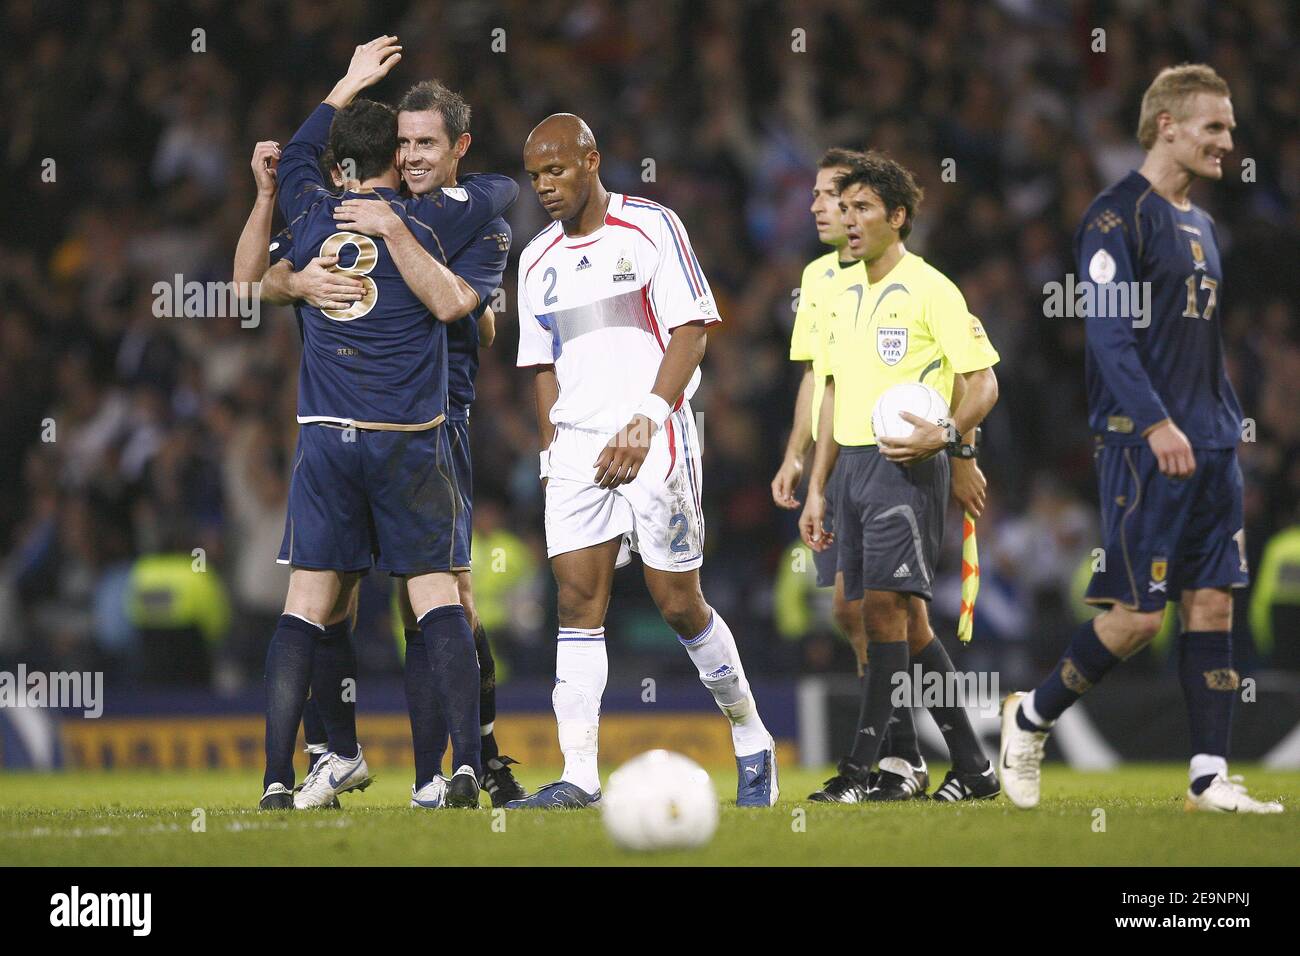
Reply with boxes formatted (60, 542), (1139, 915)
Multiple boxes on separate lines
(799, 153), (1003, 802)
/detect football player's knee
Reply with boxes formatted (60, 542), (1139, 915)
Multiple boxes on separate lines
(1126, 611), (1165, 650)
(859, 591), (908, 640)
(831, 595), (861, 639)
(1184, 592), (1232, 632)
(655, 591), (709, 637)
(556, 581), (606, 627)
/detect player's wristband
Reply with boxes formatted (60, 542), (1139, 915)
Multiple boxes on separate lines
(539, 449), (551, 480)
(633, 394), (673, 432)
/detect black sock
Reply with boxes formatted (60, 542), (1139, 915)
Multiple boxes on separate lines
(913, 638), (987, 773)
(264, 614), (318, 790)
(301, 696), (327, 771)
(1031, 619), (1121, 723)
(420, 604), (481, 778)
(311, 619), (358, 759)
(404, 628), (447, 787)
(1179, 630), (1235, 774)
(848, 642), (908, 770)
(474, 622), (500, 765)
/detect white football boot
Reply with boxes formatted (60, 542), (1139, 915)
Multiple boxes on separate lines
(1184, 775), (1284, 814)
(999, 692), (1048, 809)
(293, 745), (372, 809)
(411, 774), (450, 809)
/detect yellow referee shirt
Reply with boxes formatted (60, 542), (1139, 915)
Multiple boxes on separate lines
(819, 252), (999, 446)
(790, 251), (867, 442)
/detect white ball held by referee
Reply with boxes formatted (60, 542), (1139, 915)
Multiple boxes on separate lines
(871, 382), (950, 440)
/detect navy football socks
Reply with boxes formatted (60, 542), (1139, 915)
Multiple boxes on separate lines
(419, 604), (482, 779)
(1180, 630), (1235, 793)
(1026, 620), (1120, 726)
(405, 627), (449, 788)
(264, 614), (319, 790)
(311, 619), (358, 759)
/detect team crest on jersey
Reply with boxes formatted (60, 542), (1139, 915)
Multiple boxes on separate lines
(877, 327), (908, 366)
(1189, 239), (1206, 271)
(613, 256), (636, 282)
(1149, 557), (1168, 593)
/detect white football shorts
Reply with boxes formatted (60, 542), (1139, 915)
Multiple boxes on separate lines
(544, 404), (705, 572)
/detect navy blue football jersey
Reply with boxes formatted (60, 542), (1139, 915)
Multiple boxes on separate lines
(268, 226), (294, 267)
(446, 217), (511, 419)
(1076, 171), (1242, 448)
(277, 103), (518, 428)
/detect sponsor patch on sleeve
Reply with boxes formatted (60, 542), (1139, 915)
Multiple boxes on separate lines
(1088, 248), (1117, 284)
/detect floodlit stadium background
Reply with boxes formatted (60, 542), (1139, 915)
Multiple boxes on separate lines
(3, 0), (1298, 771)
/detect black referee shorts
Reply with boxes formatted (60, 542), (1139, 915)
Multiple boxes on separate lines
(834, 445), (948, 602)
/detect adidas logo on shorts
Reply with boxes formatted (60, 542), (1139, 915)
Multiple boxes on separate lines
(894, 563), (910, 578)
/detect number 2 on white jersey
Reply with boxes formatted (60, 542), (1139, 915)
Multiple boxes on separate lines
(320, 232), (379, 320)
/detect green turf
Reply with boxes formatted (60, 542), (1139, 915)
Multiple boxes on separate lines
(0, 764), (1294, 866)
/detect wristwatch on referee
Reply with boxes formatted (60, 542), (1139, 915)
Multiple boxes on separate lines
(941, 420), (981, 459)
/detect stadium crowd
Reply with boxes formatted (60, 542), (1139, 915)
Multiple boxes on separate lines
(3, 0), (1298, 690)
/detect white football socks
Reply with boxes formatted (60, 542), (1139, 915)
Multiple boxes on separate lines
(680, 611), (771, 756)
(1190, 753), (1227, 785)
(553, 626), (607, 794)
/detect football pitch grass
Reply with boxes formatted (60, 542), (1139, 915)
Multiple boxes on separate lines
(1, 764), (1295, 866)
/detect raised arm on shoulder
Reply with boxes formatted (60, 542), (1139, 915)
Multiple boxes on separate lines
(332, 198), (480, 322)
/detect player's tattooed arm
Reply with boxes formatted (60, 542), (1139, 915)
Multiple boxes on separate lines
(333, 199), (480, 321)
(799, 377), (839, 551)
(324, 36), (403, 110)
(594, 323), (708, 490)
(772, 363), (815, 509)
(259, 257), (364, 311)
(233, 141), (281, 287)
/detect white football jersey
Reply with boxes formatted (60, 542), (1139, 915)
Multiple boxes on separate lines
(516, 193), (720, 432)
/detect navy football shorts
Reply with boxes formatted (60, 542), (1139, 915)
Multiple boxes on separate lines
(1086, 443), (1248, 612)
(277, 422), (469, 576)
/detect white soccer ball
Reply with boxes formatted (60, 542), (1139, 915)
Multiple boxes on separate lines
(600, 750), (719, 851)
(871, 382), (950, 440)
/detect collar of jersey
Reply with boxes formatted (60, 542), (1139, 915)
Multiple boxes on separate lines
(562, 193), (624, 247)
(344, 186), (400, 199)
